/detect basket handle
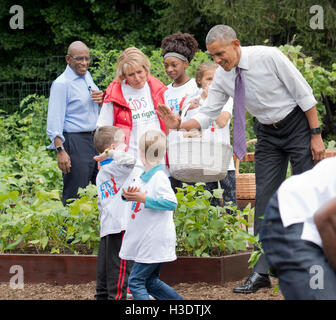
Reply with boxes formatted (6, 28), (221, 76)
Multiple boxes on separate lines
(180, 100), (194, 122)
(235, 138), (257, 175)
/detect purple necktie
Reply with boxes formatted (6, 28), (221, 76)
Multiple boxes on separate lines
(233, 66), (246, 160)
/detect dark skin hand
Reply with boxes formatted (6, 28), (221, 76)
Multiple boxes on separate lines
(314, 197), (336, 271)
(54, 136), (71, 174)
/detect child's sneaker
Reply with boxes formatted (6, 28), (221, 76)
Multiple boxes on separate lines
(126, 288), (155, 300)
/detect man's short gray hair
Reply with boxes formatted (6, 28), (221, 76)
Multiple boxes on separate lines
(206, 25), (237, 45)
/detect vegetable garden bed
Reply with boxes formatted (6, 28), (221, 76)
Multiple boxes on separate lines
(0, 252), (250, 286)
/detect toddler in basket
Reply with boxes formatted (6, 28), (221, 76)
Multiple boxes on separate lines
(93, 125), (136, 300)
(119, 130), (184, 300)
(184, 62), (237, 207)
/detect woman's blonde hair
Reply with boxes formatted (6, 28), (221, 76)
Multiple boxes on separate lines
(139, 130), (166, 164)
(116, 47), (151, 83)
(195, 61), (218, 88)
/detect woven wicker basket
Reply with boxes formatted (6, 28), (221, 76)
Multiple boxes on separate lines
(167, 105), (233, 183)
(235, 139), (257, 200)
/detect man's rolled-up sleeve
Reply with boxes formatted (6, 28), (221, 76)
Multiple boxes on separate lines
(270, 48), (317, 112)
(191, 73), (230, 130)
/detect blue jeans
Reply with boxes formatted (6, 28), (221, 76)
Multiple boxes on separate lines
(260, 193), (336, 300)
(128, 262), (184, 300)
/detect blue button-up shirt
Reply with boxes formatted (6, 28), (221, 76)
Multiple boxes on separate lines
(46, 65), (100, 148)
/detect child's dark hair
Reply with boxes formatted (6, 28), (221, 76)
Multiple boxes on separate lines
(94, 126), (125, 153)
(195, 62), (218, 88)
(161, 32), (199, 63)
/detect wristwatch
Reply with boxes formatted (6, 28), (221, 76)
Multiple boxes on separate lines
(310, 127), (321, 135)
(56, 146), (65, 153)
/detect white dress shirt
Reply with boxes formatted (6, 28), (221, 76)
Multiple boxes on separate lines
(277, 157), (336, 248)
(191, 45), (317, 129)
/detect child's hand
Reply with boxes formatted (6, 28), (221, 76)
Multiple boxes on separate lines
(187, 97), (200, 110)
(122, 187), (146, 203)
(93, 152), (107, 162)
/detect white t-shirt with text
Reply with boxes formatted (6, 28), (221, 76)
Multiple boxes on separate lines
(119, 168), (178, 263)
(164, 78), (201, 115)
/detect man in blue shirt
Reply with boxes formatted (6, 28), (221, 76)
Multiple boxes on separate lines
(47, 41), (103, 205)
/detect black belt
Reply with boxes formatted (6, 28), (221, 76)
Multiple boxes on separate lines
(265, 106), (300, 130)
(63, 130), (96, 135)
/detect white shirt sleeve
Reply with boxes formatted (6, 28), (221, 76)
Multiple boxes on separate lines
(267, 47), (317, 111)
(190, 69), (230, 130)
(220, 96), (233, 115)
(97, 102), (114, 127)
(151, 172), (177, 204)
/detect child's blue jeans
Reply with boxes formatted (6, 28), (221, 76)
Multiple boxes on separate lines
(128, 262), (184, 300)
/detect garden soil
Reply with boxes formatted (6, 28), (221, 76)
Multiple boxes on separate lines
(0, 277), (283, 300)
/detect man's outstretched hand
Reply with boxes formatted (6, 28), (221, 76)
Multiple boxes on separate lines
(157, 104), (181, 130)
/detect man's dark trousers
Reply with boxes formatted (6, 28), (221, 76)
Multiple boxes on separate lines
(62, 132), (98, 206)
(252, 106), (315, 274)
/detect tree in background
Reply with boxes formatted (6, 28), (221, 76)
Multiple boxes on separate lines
(1, 0), (335, 137)
(158, 0), (336, 66)
(0, 0), (167, 82)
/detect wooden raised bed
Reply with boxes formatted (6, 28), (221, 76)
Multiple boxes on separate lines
(0, 252), (251, 286)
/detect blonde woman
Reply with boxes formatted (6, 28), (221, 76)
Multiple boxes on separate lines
(97, 47), (168, 165)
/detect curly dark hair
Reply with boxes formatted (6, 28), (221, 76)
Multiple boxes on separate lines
(161, 32), (199, 62)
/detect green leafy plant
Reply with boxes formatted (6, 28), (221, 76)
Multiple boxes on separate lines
(174, 182), (259, 257)
(0, 185), (100, 255)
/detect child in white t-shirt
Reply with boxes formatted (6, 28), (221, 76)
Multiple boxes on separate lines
(161, 32), (201, 190)
(119, 130), (183, 300)
(93, 126), (137, 300)
(185, 62), (237, 207)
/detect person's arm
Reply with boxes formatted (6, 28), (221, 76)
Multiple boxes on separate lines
(314, 197), (336, 270)
(145, 197), (177, 211)
(94, 149), (136, 168)
(158, 72), (229, 132)
(46, 81), (67, 148)
(96, 102), (114, 127)
(54, 136), (71, 174)
(215, 97), (233, 128)
(215, 111), (231, 128)
(304, 106), (325, 163)
(46, 81), (71, 174)
(268, 48), (325, 162)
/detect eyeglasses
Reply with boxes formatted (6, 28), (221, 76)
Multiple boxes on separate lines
(67, 54), (90, 62)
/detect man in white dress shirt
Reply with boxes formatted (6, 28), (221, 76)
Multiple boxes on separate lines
(157, 24), (325, 294)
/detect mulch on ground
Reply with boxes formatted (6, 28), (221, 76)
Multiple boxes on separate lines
(0, 277), (283, 300)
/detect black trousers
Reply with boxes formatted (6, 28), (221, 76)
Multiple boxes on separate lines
(95, 232), (133, 300)
(62, 132), (98, 206)
(253, 106), (314, 274)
